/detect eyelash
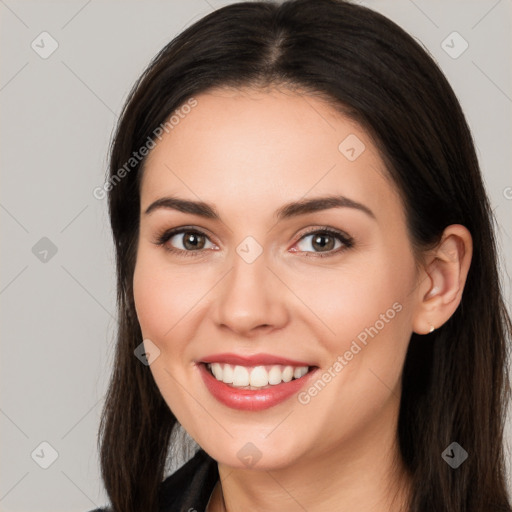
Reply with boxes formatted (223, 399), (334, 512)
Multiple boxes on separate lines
(153, 226), (354, 259)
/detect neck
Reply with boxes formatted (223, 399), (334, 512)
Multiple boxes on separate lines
(211, 396), (411, 512)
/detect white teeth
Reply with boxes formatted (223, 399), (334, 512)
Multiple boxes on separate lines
(232, 365), (250, 386)
(282, 366), (294, 383)
(211, 362), (223, 380)
(294, 367), (308, 379)
(249, 366), (268, 387)
(268, 365), (282, 385)
(222, 364), (234, 383)
(207, 363), (310, 388)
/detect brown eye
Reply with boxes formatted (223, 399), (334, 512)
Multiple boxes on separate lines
(296, 231), (343, 253)
(293, 228), (354, 258)
(311, 233), (336, 252)
(155, 228), (215, 255)
(179, 231), (207, 250)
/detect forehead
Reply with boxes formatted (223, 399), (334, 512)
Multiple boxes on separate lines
(140, 87), (400, 221)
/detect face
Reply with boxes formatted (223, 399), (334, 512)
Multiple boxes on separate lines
(133, 86), (422, 470)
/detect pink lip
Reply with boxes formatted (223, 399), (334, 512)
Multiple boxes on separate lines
(197, 361), (318, 412)
(199, 352), (313, 367)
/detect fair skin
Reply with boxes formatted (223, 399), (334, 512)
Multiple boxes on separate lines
(133, 86), (472, 512)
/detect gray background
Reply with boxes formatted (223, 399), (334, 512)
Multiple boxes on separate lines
(1, 0), (511, 510)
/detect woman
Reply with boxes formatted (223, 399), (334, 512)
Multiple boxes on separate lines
(91, 0), (512, 510)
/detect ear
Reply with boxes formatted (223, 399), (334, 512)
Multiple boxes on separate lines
(412, 224), (473, 335)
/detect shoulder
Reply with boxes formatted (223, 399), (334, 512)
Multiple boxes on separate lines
(86, 449), (218, 512)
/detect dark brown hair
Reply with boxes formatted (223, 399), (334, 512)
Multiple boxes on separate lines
(98, 1), (512, 510)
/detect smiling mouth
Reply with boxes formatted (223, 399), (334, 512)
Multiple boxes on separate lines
(204, 362), (315, 390)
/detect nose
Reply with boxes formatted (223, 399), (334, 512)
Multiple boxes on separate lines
(212, 248), (289, 338)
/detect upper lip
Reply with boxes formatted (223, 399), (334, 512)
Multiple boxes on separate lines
(199, 352), (314, 367)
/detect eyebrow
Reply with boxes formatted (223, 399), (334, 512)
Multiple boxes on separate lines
(144, 195), (375, 221)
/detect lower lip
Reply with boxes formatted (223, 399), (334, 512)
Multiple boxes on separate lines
(198, 363), (318, 411)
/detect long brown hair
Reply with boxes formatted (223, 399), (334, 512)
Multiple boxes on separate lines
(98, 1), (512, 510)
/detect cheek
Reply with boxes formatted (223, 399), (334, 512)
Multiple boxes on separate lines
(133, 261), (167, 340)
(293, 257), (415, 438)
(302, 252), (414, 352)
(133, 248), (195, 342)
(132, 246), (219, 360)
(301, 254), (416, 426)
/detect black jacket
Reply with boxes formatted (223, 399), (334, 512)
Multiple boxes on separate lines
(89, 449), (219, 512)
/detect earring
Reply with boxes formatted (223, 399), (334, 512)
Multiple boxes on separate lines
(429, 324), (435, 333)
